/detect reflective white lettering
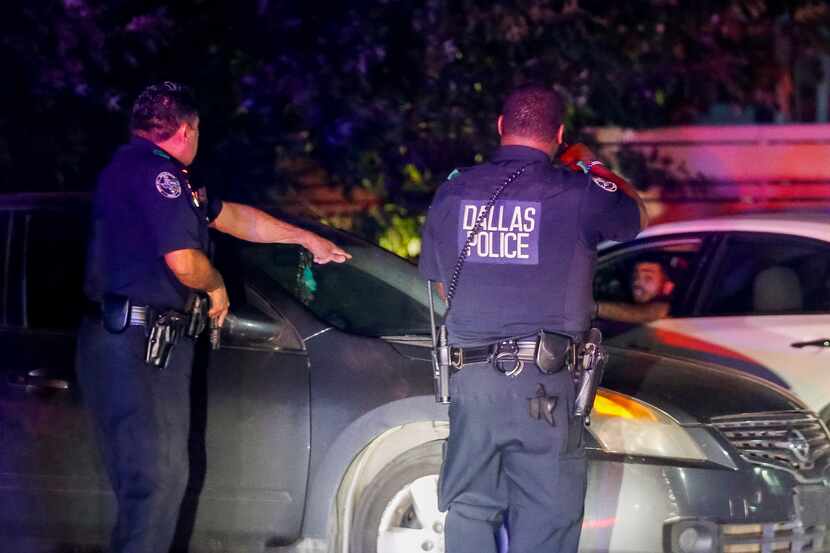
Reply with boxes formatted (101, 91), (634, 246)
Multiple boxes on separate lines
(523, 207), (536, 232)
(460, 201), (539, 263)
(465, 231), (535, 259)
(517, 233), (530, 258)
(503, 233), (517, 258)
(509, 208), (524, 231)
(496, 206), (508, 231)
(476, 231), (489, 257)
(462, 205), (478, 230)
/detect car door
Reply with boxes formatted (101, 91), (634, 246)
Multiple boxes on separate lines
(0, 205), (114, 544)
(183, 236), (312, 548)
(682, 232), (830, 421)
(0, 204), (314, 549)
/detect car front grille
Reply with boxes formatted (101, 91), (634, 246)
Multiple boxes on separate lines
(721, 521), (828, 553)
(710, 411), (830, 481)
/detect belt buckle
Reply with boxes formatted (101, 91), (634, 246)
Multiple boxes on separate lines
(494, 339), (523, 377)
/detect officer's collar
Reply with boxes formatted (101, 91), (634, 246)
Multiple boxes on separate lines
(128, 136), (183, 167)
(491, 145), (551, 163)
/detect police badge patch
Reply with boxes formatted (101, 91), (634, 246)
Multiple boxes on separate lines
(155, 172), (182, 199)
(591, 176), (618, 193)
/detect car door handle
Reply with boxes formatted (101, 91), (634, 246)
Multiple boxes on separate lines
(8, 369), (71, 391)
(790, 338), (830, 349)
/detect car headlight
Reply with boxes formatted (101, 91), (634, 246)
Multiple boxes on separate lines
(590, 389), (707, 461)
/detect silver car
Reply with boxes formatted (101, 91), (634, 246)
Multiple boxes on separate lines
(594, 213), (830, 426)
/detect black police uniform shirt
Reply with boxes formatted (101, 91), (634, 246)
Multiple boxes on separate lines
(419, 145), (640, 346)
(84, 136), (223, 312)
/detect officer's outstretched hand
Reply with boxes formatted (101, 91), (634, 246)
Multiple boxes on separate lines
(208, 286), (231, 328)
(559, 143), (597, 173)
(304, 232), (352, 264)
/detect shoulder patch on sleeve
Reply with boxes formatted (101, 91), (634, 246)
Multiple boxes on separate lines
(155, 171), (182, 199)
(152, 149), (172, 160)
(446, 168), (461, 180)
(591, 176), (618, 193)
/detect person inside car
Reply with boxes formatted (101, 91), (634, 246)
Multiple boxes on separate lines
(596, 257), (675, 323)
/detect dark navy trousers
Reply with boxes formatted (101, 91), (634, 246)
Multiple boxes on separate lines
(439, 361), (587, 553)
(76, 318), (193, 553)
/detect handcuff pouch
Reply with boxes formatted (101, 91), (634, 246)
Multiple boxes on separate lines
(534, 330), (572, 374)
(102, 293), (131, 334)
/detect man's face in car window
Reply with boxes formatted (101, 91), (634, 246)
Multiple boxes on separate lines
(631, 262), (674, 304)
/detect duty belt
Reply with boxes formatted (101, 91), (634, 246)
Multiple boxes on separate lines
(85, 301), (151, 328)
(450, 339), (538, 369)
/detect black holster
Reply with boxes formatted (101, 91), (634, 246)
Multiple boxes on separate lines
(432, 325), (451, 404)
(573, 328), (608, 423)
(145, 311), (187, 369)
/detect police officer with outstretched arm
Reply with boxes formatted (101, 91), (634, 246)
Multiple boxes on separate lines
(419, 84), (647, 553)
(76, 82), (350, 553)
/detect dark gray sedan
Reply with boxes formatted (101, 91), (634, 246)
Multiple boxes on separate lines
(0, 194), (828, 553)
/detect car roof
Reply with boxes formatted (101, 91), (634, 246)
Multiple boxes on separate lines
(637, 211), (830, 243)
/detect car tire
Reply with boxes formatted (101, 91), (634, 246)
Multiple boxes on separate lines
(349, 441), (445, 553)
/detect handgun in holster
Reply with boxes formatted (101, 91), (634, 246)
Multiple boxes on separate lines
(573, 328), (608, 424)
(145, 311), (187, 369)
(186, 295), (209, 338)
(186, 294), (223, 350)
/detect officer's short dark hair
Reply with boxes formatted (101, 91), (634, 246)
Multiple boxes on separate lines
(130, 82), (199, 142)
(501, 85), (563, 141)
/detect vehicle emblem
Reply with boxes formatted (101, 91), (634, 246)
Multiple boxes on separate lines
(787, 429), (811, 465)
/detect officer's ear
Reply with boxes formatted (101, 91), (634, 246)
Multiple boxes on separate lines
(182, 121), (198, 142)
(497, 115), (504, 137)
(171, 122), (189, 143)
(556, 124), (564, 145)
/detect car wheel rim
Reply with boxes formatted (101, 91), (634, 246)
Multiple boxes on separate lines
(376, 474), (446, 553)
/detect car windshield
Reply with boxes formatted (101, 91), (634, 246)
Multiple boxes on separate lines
(237, 222), (445, 338)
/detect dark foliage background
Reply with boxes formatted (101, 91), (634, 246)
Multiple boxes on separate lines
(1, 0), (828, 250)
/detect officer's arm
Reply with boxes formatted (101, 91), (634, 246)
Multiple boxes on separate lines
(164, 249), (230, 326)
(561, 143), (648, 230)
(210, 202), (351, 264)
(596, 300), (669, 323)
(589, 165), (649, 230)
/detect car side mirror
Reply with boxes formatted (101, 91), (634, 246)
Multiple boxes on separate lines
(218, 310), (295, 351)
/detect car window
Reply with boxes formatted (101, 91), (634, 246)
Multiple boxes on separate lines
(24, 211), (89, 330)
(595, 239), (703, 317)
(703, 233), (830, 316)
(238, 240), (444, 337)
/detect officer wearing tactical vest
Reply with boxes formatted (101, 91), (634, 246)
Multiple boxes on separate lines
(76, 82), (350, 553)
(419, 84), (647, 553)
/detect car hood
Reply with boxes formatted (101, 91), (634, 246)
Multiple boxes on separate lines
(602, 346), (805, 424)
